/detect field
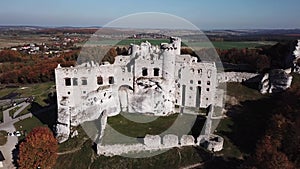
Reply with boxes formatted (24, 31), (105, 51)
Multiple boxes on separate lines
(80, 38), (276, 50)
(0, 35), (52, 49)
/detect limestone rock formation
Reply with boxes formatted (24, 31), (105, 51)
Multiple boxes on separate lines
(260, 69), (293, 94)
(293, 40), (300, 73)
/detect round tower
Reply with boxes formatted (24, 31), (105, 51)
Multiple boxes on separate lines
(129, 44), (139, 58)
(162, 46), (176, 80)
(170, 37), (181, 55)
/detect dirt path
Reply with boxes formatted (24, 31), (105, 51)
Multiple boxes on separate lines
(180, 162), (204, 169)
(57, 138), (88, 155)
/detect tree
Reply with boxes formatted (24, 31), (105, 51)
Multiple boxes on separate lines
(103, 47), (117, 63)
(18, 127), (58, 169)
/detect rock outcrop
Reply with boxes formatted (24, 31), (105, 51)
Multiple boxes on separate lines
(293, 40), (300, 73)
(260, 69), (293, 94)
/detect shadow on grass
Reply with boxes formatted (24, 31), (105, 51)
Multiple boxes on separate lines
(203, 156), (244, 169)
(220, 96), (280, 155)
(241, 74), (263, 90)
(189, 115), (206, 140)
(27, 92), (57, 131)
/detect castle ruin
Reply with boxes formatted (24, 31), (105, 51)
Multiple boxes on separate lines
(55, 37), (224, 155)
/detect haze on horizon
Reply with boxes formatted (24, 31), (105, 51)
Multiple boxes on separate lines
(0, 0), (299, 30)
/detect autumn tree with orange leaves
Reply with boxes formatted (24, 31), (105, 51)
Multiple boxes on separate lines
(18, 127), (58, 169)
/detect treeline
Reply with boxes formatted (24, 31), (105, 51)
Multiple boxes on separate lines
(217, 48), (270, 72)
(0, 50), (24, 62)
(36, 28), (98, 35)
(0, 46), (127, 84)
(242, 81), (300, 169)
(217, 40), (297, 72)
(0, 50), (77, 83)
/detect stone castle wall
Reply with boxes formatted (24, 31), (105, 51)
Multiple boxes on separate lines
(55, 37), (220, 143)
(217, 72), (259, 83)
(97, 134), (223, 156)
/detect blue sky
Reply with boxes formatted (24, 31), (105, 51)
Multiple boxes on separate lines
(0, 0), (299, 29)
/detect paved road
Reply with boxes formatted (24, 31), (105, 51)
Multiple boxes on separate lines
(0, 102), (32, 169)
(13, 102), (30, 118)
(0, 124), (18, 169)
(3, 106), (13, 124)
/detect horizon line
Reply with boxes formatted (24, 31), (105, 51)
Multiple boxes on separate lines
(0, 24), (300, 31)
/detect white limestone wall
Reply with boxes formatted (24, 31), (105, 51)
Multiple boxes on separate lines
(170, 37), (181, 55)
(162, 134), (179, 147)
(161, 50), (176, 114)
(97, 134), (223, 156)
(134, 59), (163, 78)
(217, 72), (259, 83)
(197, 134), (224, 152)
(176, 60), (217, 108)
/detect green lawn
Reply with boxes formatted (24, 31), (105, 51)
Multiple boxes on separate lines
(9, 106), (21, 118)
(291, 72), (300, 88)
(14, 106), (31, 118)
(55, 140), (94, 169)
(54, 112), (209, 169)
(99, 113), (204, 145)
(14, 116), (45, 140)
(0, 130), (7, 146)
(107, 113), (179, 138)
(55, 136), (208, 169)
(0, 87), (16, 99)
(58, 126), (89, 152)
(215, 118), (243, 158)
(0, 82), (55, 106)
(215, 82), (274, 158)
(226, 82), (267, 102)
